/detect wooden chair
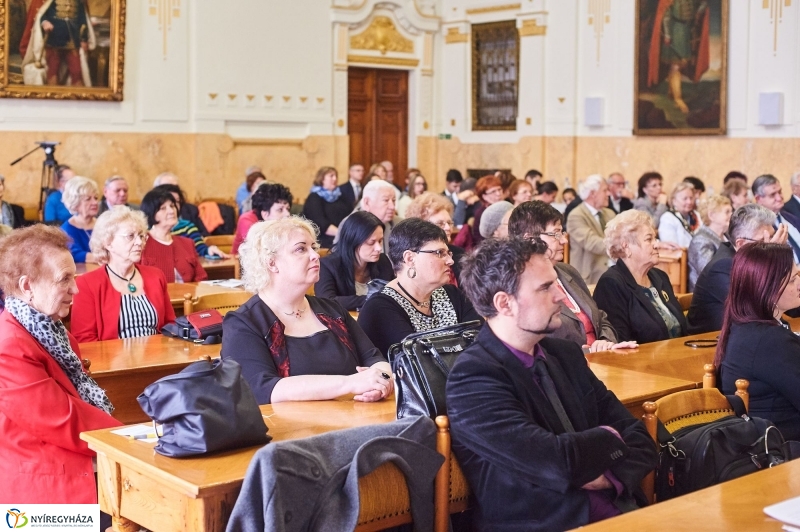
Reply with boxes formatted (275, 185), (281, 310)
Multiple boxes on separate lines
(318, 247), (330, 258)
(434, 416), (470, 531)
(562, 234), (570, 264)
(655, 248), (688, 294)
(204, 235), (234, 254)
(640, 372), (749, 504)
(183, 291), (253, 316)
(677, 292), (693, 314)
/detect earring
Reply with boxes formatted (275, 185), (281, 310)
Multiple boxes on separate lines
(407, 267), (417, 279)
(28, 292), (34, 304)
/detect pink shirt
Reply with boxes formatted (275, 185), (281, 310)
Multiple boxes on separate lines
(232, 211), (259, 255)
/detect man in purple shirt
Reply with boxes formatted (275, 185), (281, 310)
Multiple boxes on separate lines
(446, 237), (657, 531)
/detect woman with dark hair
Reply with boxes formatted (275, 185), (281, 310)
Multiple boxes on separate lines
(632, 171), (668, 228)
(358, 218), (482, 355)
(314, 211), (394, 311)
(154, 184), (228, 258)
(301, 166), (352, 248)
(716, 242), (800, 440)
(232, 183), (293, 254)
(240, 171), (267, 213)
(471, 175), (504, 246)
(722, 179), (750, 210)
(534, 181), (559, 204)
(139, 189), (207, 283)
(396, 173), (428, 217)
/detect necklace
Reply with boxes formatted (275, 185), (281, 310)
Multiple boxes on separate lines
(397, 282), (430, 308)
(282, 303), (307, 319)
(106, 265), (137, 293)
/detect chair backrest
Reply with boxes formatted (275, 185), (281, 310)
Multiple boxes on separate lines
(434, 416), (470, 532)
(204, 235), (234, 254)
(677, 292), (693, 313)
(562, 233), (570, 264)
(318, 247), (330, 258)
(183, 291), (253, 316)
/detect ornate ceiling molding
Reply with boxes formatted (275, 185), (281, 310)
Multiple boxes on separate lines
(350, 15), (414, 54)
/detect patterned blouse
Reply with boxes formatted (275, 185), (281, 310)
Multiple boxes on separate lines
(381, 286), (459, 333)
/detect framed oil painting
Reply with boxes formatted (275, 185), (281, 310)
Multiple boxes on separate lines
(634, 0), (727, 135)
(0, 0), (125, 100)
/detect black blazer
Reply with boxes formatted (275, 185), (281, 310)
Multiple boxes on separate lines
(607, 196), (634, 214)
(593, 259), (687, 343)
(449, 244), (466, 285)
(302, 193), (352, 249)
(10, 203), (26, 228)
(686, 242), (735, 334)
(338, 182), (360, 208)
(782, 196), (800, 221)
(720, 321), (800, 440)
(446, 327), (656, 531)
(314, 252), (394, 311)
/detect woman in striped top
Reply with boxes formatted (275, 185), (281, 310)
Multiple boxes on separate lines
(71, 206), (176, 342)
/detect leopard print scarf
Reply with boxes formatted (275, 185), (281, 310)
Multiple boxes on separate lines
(5, 297), (114, 414)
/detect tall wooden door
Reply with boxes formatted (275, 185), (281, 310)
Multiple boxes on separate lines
(348, 67), (408, 184)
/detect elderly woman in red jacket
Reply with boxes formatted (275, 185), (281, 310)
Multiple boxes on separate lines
(0, 225), (121, 503)
(71, 205), (176, 342)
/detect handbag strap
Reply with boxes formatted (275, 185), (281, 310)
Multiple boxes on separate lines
(655, 393), (749, 446)
(401, 320), (482, 342)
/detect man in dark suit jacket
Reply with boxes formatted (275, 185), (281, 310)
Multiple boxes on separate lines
(688, 204), (783, 334)
(339, 164), (364, 208)
(607, 173), (634, 214)
(447, 238), (656, 532)
(781, 172), (800, 220)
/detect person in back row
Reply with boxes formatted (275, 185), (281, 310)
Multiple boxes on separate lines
(446, 237), (657, 531)
(232, 183), (293, 255)
(61, 176), (100, 263)
(302, 166), (352, 249)
(688, 204), (786, 334)
(566, 174), (616, 284)
(44, 164), (75, 224)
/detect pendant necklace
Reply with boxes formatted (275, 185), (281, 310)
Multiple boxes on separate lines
(283, 304), (307, 319)
(106, 265), (137, 293)
(397, 282), (430, 308)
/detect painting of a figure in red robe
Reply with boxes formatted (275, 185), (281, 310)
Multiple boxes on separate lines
(635, 0), (727, 135)
(2, 0), (123, 100)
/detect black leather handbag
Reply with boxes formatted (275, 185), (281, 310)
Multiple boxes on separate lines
(387, 321), (482, 419)
(137, 358), (271, 457)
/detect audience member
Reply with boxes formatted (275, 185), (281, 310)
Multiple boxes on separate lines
(367, 162), (388, 183)
(43, 164), (74, 224)
(152, 172), (178, 188)
(221, 217), (392, 404)
(687, 195), (732, 291)
(0, 225), (11, 312)
(0, 225), (121, 502)
(509, 201), (636, 352)
(405, 192), (465, 284)
(380, 160), (395, 186)
(300, 166), (350, 248)
(658, 182), (701, 248)
(453, 176), (479, 226)
(397, 173), (427, 218)
(236, 165), (263, 213)
(508, 179), (534, 206)
(523, 168), (543, 188)
(753, 174), (800, 264)
(446, 237), (657, 531)
(151, 172), (206, 233)
(723, 170), (748, 185)
(71, 207), (175, 342)
(339, 164), (365, 208)
(534, 181), (559, 204)
(782, 171), (800, 220)
(632, 172), (668, 228)
(471, 175), (504, 246)
(358, 218), (482, 355)
(683, 176), (706, 197)
(155, 184), (228, 258)
(232, 183), (293, 255)
(721, 179), (750, 210)
(348, 179), (400, 254)
(98, 176), (135, 215)
(687, 204), (784, 334)
(0, 175), (26, 228)
(566, 174), (616, 284)
(61, 176), (100, 263)
(495, 170), (516, 192)
(594, 210), (687, 343)
(479, 201), (512, 239)
(562, 187), (577, 205)
(239, 171), (267, 214)
(315, 212), (394, 311)
(139, 189), (207, 283)
(442, 169), (463, 206)
(607, 173), (633, 214)
(716, 242), (800, 440)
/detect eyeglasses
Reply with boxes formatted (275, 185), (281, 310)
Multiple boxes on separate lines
(116, 232), (148, 243)
(415, 248), (453, 259)
(432, 220), (454, 230)
(485, 187), (503, 196)
(538, 231), (567, 240)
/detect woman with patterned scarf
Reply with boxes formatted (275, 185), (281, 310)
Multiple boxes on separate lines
(221, 216), (393, 405)
(301, 166), (352, 248)
(0, 225), (121, 504)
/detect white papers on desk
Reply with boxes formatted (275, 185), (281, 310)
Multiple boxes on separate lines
(200, 279), (244, 288)
(112, 424), (160, 443)
(765, 495), (800, 527)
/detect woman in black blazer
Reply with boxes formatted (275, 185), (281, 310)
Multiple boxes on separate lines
(593, 210), (687, 344)
(315, 211), (395, 311)
(715, 242), (800, 440)
(301, 166), (352, 248)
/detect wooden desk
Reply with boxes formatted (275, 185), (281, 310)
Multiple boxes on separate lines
(200, 257), (240, 280)
(81, 336), (221, 424)
(166, 282), (248, 315)
(576, 459), (800, 531)
(82, 398), (397, 532)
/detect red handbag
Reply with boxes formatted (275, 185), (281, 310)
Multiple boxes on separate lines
(162, 309), (224, 344)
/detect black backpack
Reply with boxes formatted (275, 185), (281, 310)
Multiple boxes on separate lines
(655, 394), (789, 502)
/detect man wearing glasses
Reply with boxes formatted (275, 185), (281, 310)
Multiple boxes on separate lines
(606, 173), (633, 215)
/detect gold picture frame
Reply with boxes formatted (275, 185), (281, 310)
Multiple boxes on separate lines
(0, 0), (125, 100)
(634, 0), (727, 135)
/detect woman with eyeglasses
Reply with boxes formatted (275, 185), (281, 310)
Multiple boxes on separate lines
(508, 201), (637, 352)
(405, 192), (465, 284)
(60, 176), (101, 264)
(471, 175), (505, 246)
(358, 218), (482, 355)
(71, 206), (176, 342)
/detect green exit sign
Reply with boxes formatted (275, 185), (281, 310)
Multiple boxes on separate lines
(438, 134), (452, 140)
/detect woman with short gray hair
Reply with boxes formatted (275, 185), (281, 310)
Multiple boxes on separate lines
(0, 175), (23, 229)
(222, 216), (392, 405)
(60, 176), (100, 263)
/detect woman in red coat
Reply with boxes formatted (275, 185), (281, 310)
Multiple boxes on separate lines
(71, 206), (176, 342)
(0, 225), (121, 503)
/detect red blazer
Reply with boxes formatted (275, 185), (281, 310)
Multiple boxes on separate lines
(0, 311), (122, 503)
(140, 235), (208, 283)
(71, 264), (177, 342)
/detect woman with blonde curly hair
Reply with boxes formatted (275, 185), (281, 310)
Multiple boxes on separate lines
(61, 176), (100, 263)
(71, 206), (175, 342)
(593, 209), (687, 343)
(221, 216), (392, 404)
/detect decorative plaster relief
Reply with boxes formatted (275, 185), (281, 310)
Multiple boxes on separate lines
(350, 16), (414, 55)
